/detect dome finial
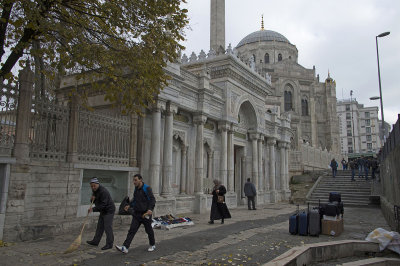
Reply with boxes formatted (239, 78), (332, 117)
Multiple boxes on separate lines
(261, 14), (264, 30)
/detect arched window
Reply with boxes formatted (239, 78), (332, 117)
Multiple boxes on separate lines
(284, 91), (292, 111)
(301, 99), (308, 116)
(264, 53), (270, 64)
(278, 53), (282, 61)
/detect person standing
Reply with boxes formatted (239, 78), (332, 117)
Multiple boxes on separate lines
(87, 177), (116, 250)
(371, 157), (378, 180)
(244, 178), (257, 210)
(208, 179), (231, 224)
(341, 158), (347, 170)
(330, 158), (338, 178)
(116, 174), (156, 254)
(349, 160), (356, 181)
(357, 156), (365, 178)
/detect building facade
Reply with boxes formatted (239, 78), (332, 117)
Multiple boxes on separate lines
(337, 99), (382, 157)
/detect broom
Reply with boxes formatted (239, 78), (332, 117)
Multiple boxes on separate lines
(64, 200), (94, 254)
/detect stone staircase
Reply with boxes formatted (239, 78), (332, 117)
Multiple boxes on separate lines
(306, 170), (373, 206)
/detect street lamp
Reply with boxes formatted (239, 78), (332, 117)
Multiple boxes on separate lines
(375, 31), (390, 144)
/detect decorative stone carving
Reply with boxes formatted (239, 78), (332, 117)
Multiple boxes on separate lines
(207, 49), (216, 59)
(189, 52), (197, 62)
(173, 130), (186, 146)
(181, 54), (188, 64)
(198, 50), (207, 60)
(226, 43), (233, 54)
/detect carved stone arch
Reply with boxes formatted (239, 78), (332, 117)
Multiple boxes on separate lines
(233, 94), (260, 130)
(203, 137), (213, 153)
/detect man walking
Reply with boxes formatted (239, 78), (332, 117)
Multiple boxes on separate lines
(349, 160), (356, 181)
(244, 178), (257, 210)
(330, 158), (338, 178)
(116, 174), (156, 254)
(87, 177), (115, 250)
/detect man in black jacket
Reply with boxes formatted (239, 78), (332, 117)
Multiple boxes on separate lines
(116, 174), (156, 254)
(87, 177), (115, 250)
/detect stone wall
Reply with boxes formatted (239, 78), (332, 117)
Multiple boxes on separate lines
(379, 117), (400, 231)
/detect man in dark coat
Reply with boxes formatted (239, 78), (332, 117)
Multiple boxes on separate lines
(208, 179), (231, 224)
(244, 178), (257, 210)
(87, 177), (116, 250)
(116, 174), (156, 254)
(330, 158), (338, 178)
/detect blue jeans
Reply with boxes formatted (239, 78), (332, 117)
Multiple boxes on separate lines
(332, 168), (337, 177)
(351, 169), (355, 180)
(358, 165), (364, 177)
(365, 168), (369, 180)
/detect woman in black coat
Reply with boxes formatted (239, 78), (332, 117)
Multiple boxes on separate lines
(208, 179), (231, 224)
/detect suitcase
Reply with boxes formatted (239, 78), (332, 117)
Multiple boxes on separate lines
(309, 207), (321, 236)
(331, 201), (344, 217)
(325, 202), (340, 216)
(298, 207), (308, 236)
(289, 205), (299, 235)
(329, 192), (341, 202)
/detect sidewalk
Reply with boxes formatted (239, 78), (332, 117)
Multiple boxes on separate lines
(0, 203), (392, 265)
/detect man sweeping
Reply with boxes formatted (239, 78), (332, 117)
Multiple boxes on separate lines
(87, 177), (116, 250)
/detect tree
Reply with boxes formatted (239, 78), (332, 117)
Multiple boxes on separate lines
(0, 0), (188, 112)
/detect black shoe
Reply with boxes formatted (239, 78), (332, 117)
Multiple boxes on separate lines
(221, 220), (224, 224)
(86, 240), (98, 246)
(101, 245), (113, 250)
(253, 208), (257, 210)
(208, 220), (214, 224)
(248, 208), (251, 210)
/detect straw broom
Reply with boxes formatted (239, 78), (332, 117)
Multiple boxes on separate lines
(64, 200), (94, 254)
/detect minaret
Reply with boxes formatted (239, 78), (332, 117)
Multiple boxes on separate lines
(210, 0), (225, 53)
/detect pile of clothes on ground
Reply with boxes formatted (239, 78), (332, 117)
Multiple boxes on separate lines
(151, 214), (194, 230)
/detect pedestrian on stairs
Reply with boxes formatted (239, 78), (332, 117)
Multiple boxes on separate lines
(341, 158), (347, 170)
(330, 158), (338, 178)
(349, 160), (356, 181)
(357, 156), (365, 178)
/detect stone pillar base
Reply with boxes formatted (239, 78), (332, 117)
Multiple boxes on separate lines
(270, 190), (278, 203)
(154, 197), (176, 216)
(225, 192), (237, 209)
(263, 191), (271, 204)
(284, 189), (292, 201)
(256, 193), (264, 205)
(194, 194), (208, 214)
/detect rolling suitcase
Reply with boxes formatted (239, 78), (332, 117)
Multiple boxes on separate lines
(289, 205), (299, 235)
(309, 205), (321, 236)
(329, 192), (341, 202)
(325, 202), (340, 217)
(298, 206), (308, 236)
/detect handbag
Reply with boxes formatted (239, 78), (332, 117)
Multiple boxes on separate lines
(217, 195), (224, 203)
(118, 196), (130, 215)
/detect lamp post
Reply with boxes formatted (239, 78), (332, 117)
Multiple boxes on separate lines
(375, 31), (390, 144)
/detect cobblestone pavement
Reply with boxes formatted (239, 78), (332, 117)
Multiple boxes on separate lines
(0, 203), (391, 266)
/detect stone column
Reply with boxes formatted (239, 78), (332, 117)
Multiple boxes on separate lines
(250, 133), (259, 192)
(161, 103), (175, 197)
(279, 142), (286, 191)
(207, 150), (213, 180)
(180, 145), (187, 194)
(149, 106), (162, 195)
(194, 115), (207, 194)
(227, 129), (234, 192)
(267, 139), (277, 192)
(241, 155), (246, 199)
(258, 137), (264, 193)
(12, 65), (34, 163)
(218, 123), (228, 186)
(285, 143), (290, 190)
(210, 0), (225, 53)
(129, 113), (138, 167)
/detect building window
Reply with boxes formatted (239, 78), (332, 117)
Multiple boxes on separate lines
(348, 147), (353, 153)
(366, 135), (372, 141)
(301, 99), (308, 116)
(347, 138), (353, 145)
(346, 104), (350, 111)
(284, 90), (293, 111)
(367, 143), (372, 150)
(365, 119), (370, 126)
(346, 121), (352, 128)
(347, 130), (352, 136)
(346, 113), (351, 120)
(366, 127), (371, 133)
(365, 112), (370, 118)
(252, 54), (256, 63)
(264, 53), (269, 64)
(278, 53), (282, 61)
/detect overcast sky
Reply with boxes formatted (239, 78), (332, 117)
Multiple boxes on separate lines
(180, 0), (400, 126)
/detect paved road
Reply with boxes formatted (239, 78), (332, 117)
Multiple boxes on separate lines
(0, 203), (391, 266)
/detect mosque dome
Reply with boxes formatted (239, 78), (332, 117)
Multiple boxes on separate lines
(236, 30), (291, 48)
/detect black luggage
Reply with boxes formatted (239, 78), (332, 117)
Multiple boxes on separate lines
(289, 205), (299, 235)
(329, 192), (341, 202)
(325, 202), (340, 217)
(298, 209), (308, 236)
(331, 201), (344, 217)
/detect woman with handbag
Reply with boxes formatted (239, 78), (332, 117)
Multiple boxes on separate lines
(208, 179), (231, 224)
